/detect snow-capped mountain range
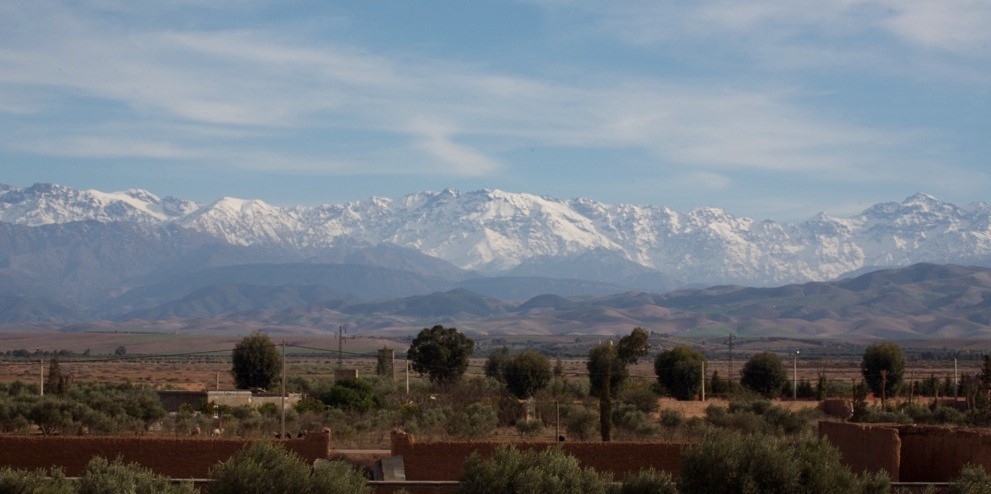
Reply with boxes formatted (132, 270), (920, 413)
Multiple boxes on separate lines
(1, 182), (990, 288)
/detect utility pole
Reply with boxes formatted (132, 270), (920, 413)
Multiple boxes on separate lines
(793, 350), (800, 400)
(280, 340), (286, 440)
(727, 334), (735, 380)
(909, 370), (915, 406)
(700, 359), (706, 401)
(884, 370), (892, 408)
(337, 325), (345, 368)
(954, 357), (959, 399)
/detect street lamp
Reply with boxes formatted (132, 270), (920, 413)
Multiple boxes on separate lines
(793, 350), (800, 400)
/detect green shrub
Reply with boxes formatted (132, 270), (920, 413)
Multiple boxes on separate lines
(515, 418), (544, 438)
(446, 402), (498, 439)
(79, 457), (195, 494)
(619, 468), (678, 494)
(563, 405), (598, 441)
(949, 464), (991, 494)
(460, 445), (609, 494)
(680, 431), (861, 494)
(0, 466), (75, 494)
(619, 381), (660, 413)
(208, 441), (369, 494)
(659, 409), (683, 428)
(321, 379), (381, 413)
(612, 403), (660, 439)
(308, 460), (373, 494)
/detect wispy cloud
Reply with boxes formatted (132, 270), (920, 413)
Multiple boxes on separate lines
(0, 0), (980, 203)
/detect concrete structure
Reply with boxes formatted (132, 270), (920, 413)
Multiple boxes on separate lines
(157, 390), (301, 413)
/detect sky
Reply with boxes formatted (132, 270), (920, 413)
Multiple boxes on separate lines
(0, 1), (988, 221)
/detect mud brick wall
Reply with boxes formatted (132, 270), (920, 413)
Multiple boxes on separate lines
(818, 421), (901, 481)
(820, 399), (852, 419)
(391, 431), (683, 481)
(0, 431), (330, 478)
(898, 425), (991, 482)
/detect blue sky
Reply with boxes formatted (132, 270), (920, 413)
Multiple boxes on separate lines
(0, 1), (988, 221)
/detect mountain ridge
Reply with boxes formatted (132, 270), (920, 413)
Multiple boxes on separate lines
(2, 182), (989, 290)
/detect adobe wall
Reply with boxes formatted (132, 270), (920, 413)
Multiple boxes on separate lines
(898, 425), (991, 482)
(0, 431), (330, 478)
(818, 421), (901, 481)
(390, 430), (683, 481)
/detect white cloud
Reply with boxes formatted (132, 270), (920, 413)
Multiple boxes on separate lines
(0, 0), (970, 191)
(879, 0), (991, 53)
(408, 119), (501, 176)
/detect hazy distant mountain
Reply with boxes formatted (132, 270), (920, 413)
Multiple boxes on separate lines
(2, 182), (991, 337)
(1, 183), (989, 290)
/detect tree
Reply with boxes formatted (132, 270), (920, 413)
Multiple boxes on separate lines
(741, 352), (787, 398)
(588, 327), (651, 442)
(861, 342), (906, 406)
(114, 346), (127, 357)
(654, 346), (704, 401)
(588, 343), (619, 442)
(407, 325), (474, 386)
(680, 431), (870, 494)
(320, 378), (380, 413)
(618, 327), (650, 364)
(208, 441), (369, 494)
(231, 332), (282, 390)
(485, 346), (511, 382)
(460, 445), (610, 494)
(80, 457), (195, 494)
(45, 355), (72, 396)
(503, 351), (552, 399)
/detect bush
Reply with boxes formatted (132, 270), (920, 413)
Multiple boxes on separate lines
(208, 441), (369, 494)
(563, 405), (598, 441)
(619, 381), (659, 413)
(680, 431), (861, 494)
(309, 460), (373, 494)
(79, 456), (196, 494)
(659, 409), (683, 428)
(515, 418), (544, 438)
(619, 468), (678, 494)
(446, 402), (498, 439)
(612, 403), (660, 439)
(460, 445), (609, 494)
(949, 464), (991, 494)
(0, 466), (75, 494)
(321, 378), (382, 413)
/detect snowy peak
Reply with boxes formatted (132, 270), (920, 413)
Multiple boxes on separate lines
(178, 197), (303, 247)
(0, 182), (193, 226)
(0, 182), (988, 287)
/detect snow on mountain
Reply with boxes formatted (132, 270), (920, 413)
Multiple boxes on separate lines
(1, 182), (989, 287)
(177, 197), (305, 247)
(0, 183), (199, 226)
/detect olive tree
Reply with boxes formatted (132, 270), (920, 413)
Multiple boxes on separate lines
(460, 445), (610, 494)
(407, 325), (474, 386)
(208, 441), (369, 494)
(485, 346), (511, 382)
(504, 351), (552, 399)
(654, 346), (704, 401)
(741, 352), (787, 398)
(861, 342), (906, 405)
(232, 332), (282, 390)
